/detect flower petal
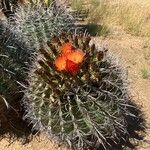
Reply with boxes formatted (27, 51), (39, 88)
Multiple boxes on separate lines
(66, 59), (79, 75)
(60, 42), (74, 55)
(54, 56), (66, 71)
(66, 50), (85, 64)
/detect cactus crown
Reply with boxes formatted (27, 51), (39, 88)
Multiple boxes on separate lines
(23, 32), (137, 150)
(34, 32), (104, 96)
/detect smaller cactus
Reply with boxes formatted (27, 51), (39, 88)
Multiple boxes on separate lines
(0, 21), (32, 99)
(11, 2), (75, 50)
(23, 32), (143, 150)
(0, 20), (33, 135)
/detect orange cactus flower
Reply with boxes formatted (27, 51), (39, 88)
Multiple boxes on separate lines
(66, 59), (79, 75)
(66, 50), (85, 64)
(54, 46), (85, 75)
(54, 55), (66, 71)
(60, 42), (74, 55)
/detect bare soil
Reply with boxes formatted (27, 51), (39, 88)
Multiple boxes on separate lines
(0, 30), (150, 149)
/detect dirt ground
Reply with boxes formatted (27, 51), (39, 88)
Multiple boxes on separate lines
(0, 29), (150, 149)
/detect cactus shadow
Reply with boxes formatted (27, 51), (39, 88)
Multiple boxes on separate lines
(77, 23), (110, 37)
(89, 101), (146, 150)
(112, 103), (146, 150)
(123, 101), (146, 149)
(0, 94), (35, 144)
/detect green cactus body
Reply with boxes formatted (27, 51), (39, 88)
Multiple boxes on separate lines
(0, 21), (34, 134)
(22, 32), (139, 149)
(0, 21), (32, 102)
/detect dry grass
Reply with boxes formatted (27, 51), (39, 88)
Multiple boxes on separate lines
(21, 0), (52, 6)
(104, 0), (150, 37)
(70, 0), (150, 37)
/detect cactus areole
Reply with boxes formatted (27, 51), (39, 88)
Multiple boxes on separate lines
(23, 32), (136, 150)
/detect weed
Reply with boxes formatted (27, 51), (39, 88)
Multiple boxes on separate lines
(141, 68), (150, 79)
(144, 50), (150, 60)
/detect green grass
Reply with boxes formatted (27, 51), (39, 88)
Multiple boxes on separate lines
(143, 38), (150, 60)
(141, 68), (150, 79)
(25, 0), (52, 6)
(144, 50), (150, 60)
(70, 0), (84, 11)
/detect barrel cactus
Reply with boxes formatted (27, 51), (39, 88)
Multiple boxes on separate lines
(22, 32), (143, 149)
(12, 2), (74, 50)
